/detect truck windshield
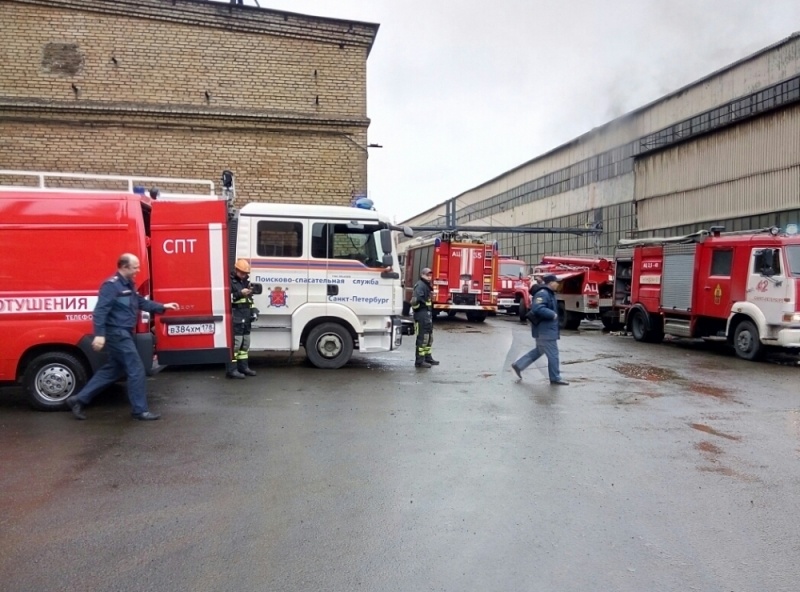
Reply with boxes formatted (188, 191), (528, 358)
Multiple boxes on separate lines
(787, 245), (800, 276)
(500, 262), (526, 277)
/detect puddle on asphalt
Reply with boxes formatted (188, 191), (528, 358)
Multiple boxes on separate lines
(612, 363), (681, 381)
(688, 383), (731, 400)
(689, 423), (740, 441)
(563, 353), (623, 365)
(695, 441), (723, 454)
(697, 465), (758, 482)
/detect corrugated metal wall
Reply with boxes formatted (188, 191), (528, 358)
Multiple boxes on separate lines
(636, 106), (800, 231)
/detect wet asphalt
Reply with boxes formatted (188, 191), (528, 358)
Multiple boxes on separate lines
(1, 316), (799, 592)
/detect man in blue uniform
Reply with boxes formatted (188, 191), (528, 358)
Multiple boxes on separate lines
(65, 253), (179, 420)
(511, 274), (569, 385)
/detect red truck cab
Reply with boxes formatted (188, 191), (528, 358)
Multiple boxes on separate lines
(496, 257), (532, 322)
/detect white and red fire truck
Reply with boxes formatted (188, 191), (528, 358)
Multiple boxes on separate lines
(496, 256), (533, 322)
(613, 225), (800, 360)
(402, 232), (498, 322)
(0, 170), (412, 410)
(532, 256), (617, 330)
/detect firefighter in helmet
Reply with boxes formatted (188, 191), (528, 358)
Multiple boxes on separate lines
(227, 258), (258, 379)
(411, 267), (439, 368)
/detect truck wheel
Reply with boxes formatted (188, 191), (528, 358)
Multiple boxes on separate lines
(23, 351), (89, 411)
(563, 311), (581, 331)
(518, 300), (528, 324)
(601, 314), (623, 331)
(733, 319), (762, 361)
(306, 322), (354, 369)
(466, 312), (487, 323)
(630, 310), (648, 342)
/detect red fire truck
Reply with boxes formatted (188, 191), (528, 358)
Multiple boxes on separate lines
(1, 170), (411, 410)
(533, 256), (617, 330)
(402, 232), (498, 322)
(613, 225), (800, 360)
(496, 256), (533, 322)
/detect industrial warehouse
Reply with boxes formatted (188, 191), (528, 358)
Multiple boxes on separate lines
(400, 32), (800, 261)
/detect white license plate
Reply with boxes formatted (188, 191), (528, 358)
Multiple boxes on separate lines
(167, 323), (215, 336)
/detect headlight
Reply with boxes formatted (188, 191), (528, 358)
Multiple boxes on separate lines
(783, 313), (800, 323)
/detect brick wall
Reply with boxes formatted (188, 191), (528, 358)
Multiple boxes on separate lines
(0, 0), (378, 205)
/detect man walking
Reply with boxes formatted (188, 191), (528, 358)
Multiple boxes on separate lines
(511, 274), (569, 385)
(411, 267), (439, 368)
(66, 253), (179, 420)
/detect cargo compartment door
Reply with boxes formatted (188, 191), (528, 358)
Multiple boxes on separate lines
(149, 200), (231, 366)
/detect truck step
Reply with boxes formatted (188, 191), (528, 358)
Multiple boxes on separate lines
(664, 319), (692, 337)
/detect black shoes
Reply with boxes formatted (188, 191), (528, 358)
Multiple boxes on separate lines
(132, 411), (161, 421)
(65, 396), (86, 420)
(415, 357), (432, 368)
(424, 356), (440, 366)
(226, 362), (245, 379)
(238, 362), (257, 377)
(511, 364), (522, 379)
(550, 379), (570, 386)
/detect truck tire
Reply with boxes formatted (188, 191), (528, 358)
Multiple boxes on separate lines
(630, 310), (664, 343)
(563, 311), (581, 331)
(23, 351), (89, 411)
(518, 300), (528, 324)
(630, 310), (649, 342)
(466, 311), (487, 323)
(305, 322), (354, 369)
(733, 319), (762, 361)
(601, 316), (622, 331)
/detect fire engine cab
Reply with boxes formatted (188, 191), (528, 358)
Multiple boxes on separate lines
(533, 256), (616, 330)
(402, 232), (498, 322)
(496, 256), (532, 322)
(614, 225), (800, 360)
(0, 170), (412, 410)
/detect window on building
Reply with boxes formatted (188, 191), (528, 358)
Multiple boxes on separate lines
(257, 221), (302, 257)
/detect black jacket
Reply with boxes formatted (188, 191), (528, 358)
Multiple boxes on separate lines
(411, 278), (433, 318)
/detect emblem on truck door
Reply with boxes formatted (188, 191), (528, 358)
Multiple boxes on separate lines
(268, 286), (287, 308)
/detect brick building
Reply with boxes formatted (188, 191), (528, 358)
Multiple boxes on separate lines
(0, 0), (379, 205)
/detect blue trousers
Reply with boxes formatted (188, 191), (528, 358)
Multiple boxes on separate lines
(74, 330), (149, 415)
(514, 338), (562, 382)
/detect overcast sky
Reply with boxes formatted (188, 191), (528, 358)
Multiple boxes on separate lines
(215, 0), (800, 222)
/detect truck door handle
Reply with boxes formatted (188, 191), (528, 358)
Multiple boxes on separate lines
(327, 284), (338, 296)
(704, 286), (711, 291)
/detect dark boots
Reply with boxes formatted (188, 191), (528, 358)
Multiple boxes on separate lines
(238, 360), (257, 377)
(226, 361), (245, 379)
(415, 356), (432, 368)
(424, 355), (440, 365)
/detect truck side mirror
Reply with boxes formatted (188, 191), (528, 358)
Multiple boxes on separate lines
(382, 254), (394, 267)
(403, 226), (414, 238)
(380, 229), (393, 254)
(758, 249), (775, 276)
